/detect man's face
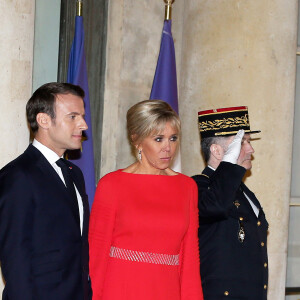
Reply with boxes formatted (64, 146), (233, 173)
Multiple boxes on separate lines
(225, 133), (254, 170)
(237, 134), (254, 170)
(47, 93), (88, 156)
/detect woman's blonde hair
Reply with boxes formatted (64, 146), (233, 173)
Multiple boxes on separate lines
(127, 100), (181, 154)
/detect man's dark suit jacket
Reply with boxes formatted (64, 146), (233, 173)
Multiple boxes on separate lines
(0, 144), (91, 300)
(192, 162), (268, 300)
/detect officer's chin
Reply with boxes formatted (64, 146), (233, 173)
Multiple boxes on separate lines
(242, 161), (252, 170)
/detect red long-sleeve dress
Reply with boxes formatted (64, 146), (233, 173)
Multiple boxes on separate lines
(89, 170), (203, 300)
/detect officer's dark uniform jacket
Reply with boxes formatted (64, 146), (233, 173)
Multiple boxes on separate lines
(192, 161), (268, 300)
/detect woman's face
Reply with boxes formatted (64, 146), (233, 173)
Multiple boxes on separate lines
(138, 122), (179, 172)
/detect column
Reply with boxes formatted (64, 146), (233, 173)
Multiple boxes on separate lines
(0, 0), (35, 292)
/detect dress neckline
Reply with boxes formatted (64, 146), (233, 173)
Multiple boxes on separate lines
(118, 169), (180, 177)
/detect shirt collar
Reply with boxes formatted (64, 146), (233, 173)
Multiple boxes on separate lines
(208, 165), (216, 171)
(32, 139), (62, 165)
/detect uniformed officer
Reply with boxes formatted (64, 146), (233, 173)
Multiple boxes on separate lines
(192, 106), (268, 300)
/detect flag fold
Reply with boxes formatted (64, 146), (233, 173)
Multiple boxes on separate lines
(150, 20), (181, 171)
(67, 15), (96, 207)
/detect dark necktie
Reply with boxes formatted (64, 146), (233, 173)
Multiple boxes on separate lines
(56, 158), (78, 205)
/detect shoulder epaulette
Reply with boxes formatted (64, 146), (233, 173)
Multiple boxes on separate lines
(200, 173), (210, 178)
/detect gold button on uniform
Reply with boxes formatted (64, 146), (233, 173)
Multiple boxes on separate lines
(264, 285), (267, 289)
(239, 217), (243, 221)
(257, 221), (261, 226)
(224, 291), (229, 296)
(261, 242), (265, 247)
(264, 263), (267, 268)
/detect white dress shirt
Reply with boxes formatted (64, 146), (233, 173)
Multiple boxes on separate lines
(208, 165), (259, 217)
(32, 139), (84, 234)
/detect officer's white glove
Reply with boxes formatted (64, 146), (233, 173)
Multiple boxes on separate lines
(222, 130), (245, 164)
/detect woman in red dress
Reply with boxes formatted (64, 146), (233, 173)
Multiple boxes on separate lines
(89, 100), (203, 300)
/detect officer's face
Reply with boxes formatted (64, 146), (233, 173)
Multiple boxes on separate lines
(236, 134), (254, 170)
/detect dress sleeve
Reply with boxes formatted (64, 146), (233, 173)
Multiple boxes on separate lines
(89, 174), (117, 299)
(180, 180), (204, 300)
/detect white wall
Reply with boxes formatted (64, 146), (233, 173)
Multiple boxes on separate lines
(32, 0), (60, 91)
(286, 2), (300, 298)
(0, 0), (35, 294)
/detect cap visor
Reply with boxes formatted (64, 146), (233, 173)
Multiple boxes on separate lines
(215, 130), (261, 136)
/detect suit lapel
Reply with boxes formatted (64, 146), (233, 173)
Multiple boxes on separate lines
(27, 145), (81, 227)
(238, 183), (262, 219)
(63, 159), (90, 238)
(241, 182), (262, 210)
(27, 145), (66, 191)
(63, 160), (85, 199)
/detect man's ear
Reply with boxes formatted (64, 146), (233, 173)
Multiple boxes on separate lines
(36, 113), (51, 129)
(210, 143), (224, 160)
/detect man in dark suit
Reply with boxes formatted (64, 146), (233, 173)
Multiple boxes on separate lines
(192, 106), (268, 300)
(0, 82), (92, 299)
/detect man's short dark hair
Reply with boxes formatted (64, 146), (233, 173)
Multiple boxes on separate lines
(201, 136), (229, 163)
(26, 82), (85, 133)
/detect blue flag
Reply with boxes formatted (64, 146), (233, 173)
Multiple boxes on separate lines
(150, 20), (178, 114)
(150, 20), (181, 171)
(67, 15), (96, 207)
